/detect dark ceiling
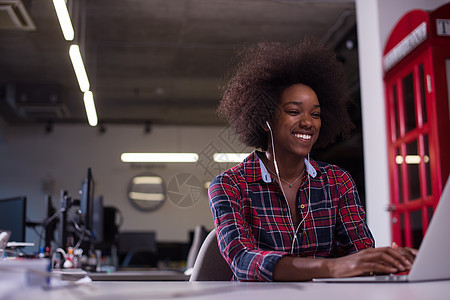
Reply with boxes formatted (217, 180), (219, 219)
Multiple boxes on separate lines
(0, 0), (359, 128)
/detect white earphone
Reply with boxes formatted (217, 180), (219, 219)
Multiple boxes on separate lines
(265, 119), (312, 254)
(266, 121), (280, 175)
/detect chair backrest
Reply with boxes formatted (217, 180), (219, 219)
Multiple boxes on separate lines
(185, 225), (208, 270)
(189, 228), (233, 281)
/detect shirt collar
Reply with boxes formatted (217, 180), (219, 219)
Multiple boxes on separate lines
(258, 155), (272, 183)
(242, 150), (321, 183)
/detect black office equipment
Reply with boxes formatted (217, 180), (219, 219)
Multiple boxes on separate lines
(118, 231), (158, 268)
(102, 206), (120, 245)
(57, 169), (104, 252)
(0, 196), (27, 242)
(79, 168), (94, 231)
(91, 196), (104, 244)
(44, 195), (57, 249)
(58, 190), (70, 249)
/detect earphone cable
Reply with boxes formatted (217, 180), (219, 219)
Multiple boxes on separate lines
(266, 121), (311, 255)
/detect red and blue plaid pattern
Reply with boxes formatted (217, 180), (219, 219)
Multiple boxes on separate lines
(208, 151), (374, 281)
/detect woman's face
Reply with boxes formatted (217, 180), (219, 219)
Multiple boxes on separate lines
(269, 83), (321, 158)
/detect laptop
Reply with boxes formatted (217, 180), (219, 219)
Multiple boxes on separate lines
(314, 176), (450, 283)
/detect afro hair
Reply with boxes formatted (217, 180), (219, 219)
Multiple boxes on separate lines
(218, 37), (354, 151)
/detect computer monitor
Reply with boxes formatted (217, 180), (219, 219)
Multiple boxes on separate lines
(79, 168), (94, 231)
(118, 231), (157, 267)
(0, 196), (27, 242)
(44, 195), (57, 249)
(91, 195), (104, 244)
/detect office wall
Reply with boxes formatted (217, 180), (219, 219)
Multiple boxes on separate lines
(0, 123), (249, 248)
(356, 0), (447, 246)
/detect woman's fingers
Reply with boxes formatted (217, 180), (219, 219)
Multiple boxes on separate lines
(356, 247), (414, 274)
(391, 242), (418, 265)
(365, 248), (407, 272)
(330, 245), (418, 278)
(401, 247), (418, 263)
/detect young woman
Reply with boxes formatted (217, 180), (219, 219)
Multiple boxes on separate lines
(208, 38), (416, 282)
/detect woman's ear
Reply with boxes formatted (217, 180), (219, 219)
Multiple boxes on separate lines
(262, 120), (271, 132)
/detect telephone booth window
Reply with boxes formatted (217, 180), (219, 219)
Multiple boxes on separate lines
(409, 210), (422, 250)
(402, 72), (417, 133)
(399, 214), (406, 247)
(418, 65), (428, 124)
(406, 140), (420, 200)
(383, 3), (450, 248)
(393, 85), (400, 138)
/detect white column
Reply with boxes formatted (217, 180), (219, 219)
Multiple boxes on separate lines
(356, 0), (391, 247)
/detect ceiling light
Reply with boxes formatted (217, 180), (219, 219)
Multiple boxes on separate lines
(69, 45), (90, 92)
(121, 153), (199, 163)
(52, 0), (74, 41)
(83, 91), (98, 127)
(213, 153), (250, 163)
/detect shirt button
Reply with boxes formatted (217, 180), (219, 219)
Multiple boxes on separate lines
(300, 204), (306, 209)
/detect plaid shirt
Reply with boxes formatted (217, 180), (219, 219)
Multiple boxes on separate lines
(208, 151), (374, 282)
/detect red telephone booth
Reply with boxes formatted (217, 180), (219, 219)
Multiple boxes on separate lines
(383, 3), (450, 249)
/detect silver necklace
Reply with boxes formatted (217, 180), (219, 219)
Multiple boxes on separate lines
(267, 167), (305, 188)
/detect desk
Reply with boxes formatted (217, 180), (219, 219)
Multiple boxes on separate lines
(88, 270), (189, 281)
(52, 268), (190, 281)
(6, 280), (450, 300)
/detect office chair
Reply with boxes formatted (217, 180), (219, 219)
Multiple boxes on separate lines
(185, 225), (208, 274)
(189, 228), (233, 281)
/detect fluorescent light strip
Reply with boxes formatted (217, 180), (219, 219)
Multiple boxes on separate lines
(213, 153), (250, 163)
(121, 153), (199, 163)
(128, 192), (165, 202)
(83, 91), (98, 127)
(52, 0), (74, 41)
(69, 45), (90, 92)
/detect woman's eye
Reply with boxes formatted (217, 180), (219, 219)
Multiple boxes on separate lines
(287, 110), (299, 115)
(312, 112), (321, 118)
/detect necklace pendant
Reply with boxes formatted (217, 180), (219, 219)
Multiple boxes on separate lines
(289, 184), (293, 188)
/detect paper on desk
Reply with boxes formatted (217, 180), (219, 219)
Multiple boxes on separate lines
(0, 258), (50, 299)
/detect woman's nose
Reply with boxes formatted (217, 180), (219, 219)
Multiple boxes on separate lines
(299, 114), (312, 128)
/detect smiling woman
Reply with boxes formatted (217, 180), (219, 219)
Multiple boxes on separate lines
(206, 37), (417, 282)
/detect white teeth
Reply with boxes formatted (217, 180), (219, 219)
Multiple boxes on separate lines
(294, 133), (311, 140)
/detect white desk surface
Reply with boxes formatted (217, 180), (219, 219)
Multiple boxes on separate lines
(7, 280), (450, 300)
(88, 269), (190, 281)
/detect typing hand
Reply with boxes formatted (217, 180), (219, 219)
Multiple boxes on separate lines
(327, 246), (416, 278)
(391, 242), (417, 268)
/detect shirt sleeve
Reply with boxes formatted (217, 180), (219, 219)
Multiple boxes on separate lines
(334, 170), (375, 255)
(208, 174), (286, 282)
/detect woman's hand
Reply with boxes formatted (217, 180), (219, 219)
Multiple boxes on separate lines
(326, 246), (417, 278)
(391, 242), (417, 266)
